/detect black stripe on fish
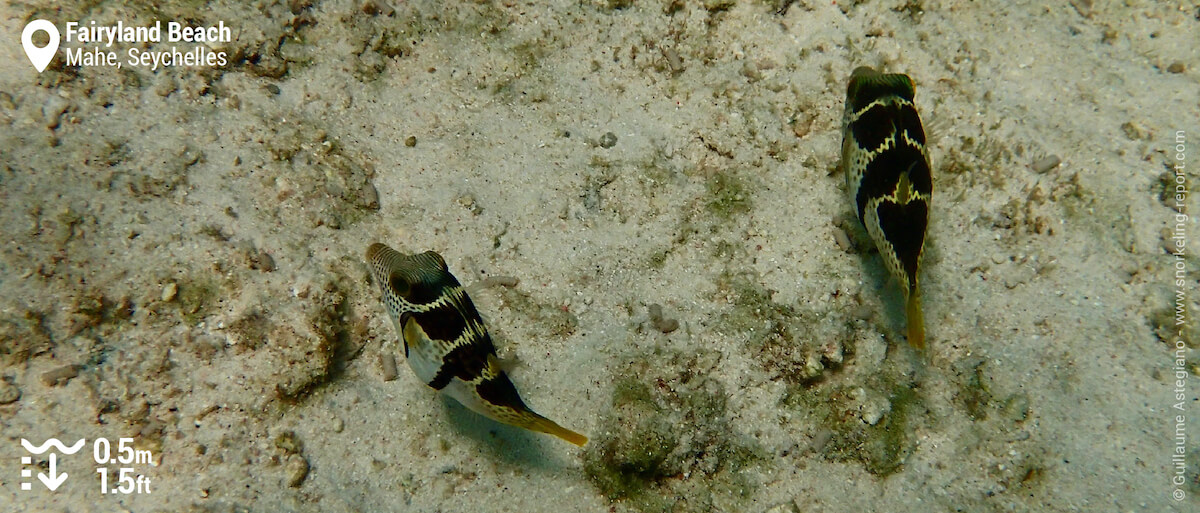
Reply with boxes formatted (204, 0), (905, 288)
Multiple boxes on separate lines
(409, 300), (468, 346)
(855, 142), (932, 221)
(848, 101), (927, 154)
(875, 198), (928, 282)
(426, 331), (497, 390)
(475, 373), (530, 412)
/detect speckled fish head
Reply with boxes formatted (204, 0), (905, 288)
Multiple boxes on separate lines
(845, 66), (915, 113)
(365, 243), (462, 321)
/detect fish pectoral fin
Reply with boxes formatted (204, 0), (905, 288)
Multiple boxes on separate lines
(488, 353), (522, 374)
(402, 316), (425, 350)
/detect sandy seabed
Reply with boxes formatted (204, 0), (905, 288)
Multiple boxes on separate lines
(1, 1), (1198, 512)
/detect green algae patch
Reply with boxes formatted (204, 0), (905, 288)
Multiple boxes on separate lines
(584, 348), (762, 513)
(958, 359), (993, 420)
(176, 277), (220, 326)
(856, 384), (919, 476)
(716, 269), (855, 385)
(782, 372), (923, 478)
(704, 172), (752, 220)
(0, 308), (52, 365)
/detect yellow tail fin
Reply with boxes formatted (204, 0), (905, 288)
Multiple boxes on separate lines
(906, 289), (925, 350)
(525, 414), (588, 447)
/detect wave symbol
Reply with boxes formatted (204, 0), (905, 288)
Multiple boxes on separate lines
(21, 438), (86, 455)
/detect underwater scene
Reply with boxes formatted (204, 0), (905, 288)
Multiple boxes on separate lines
(1, 1), (1197, 512)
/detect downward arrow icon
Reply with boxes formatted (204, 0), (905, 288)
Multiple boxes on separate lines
(37, 453), (68, 491)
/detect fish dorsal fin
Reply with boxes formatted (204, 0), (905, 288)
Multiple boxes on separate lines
(896, 161), (919, 203)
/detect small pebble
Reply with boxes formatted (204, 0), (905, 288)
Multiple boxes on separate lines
(1031, 155), (1061, 174)
(662, 47), (683, 74)
(405, 136), (417, 147)
(810, 428), (833, 452)
(1101, 28), (1118, 44)
(41, 364), (80, 387)
(250, 251), (276, 272)
(274, 430), (303, 455)
(1164, 228), (1183, 255)
(803, 354), (823, 377)
(832, 226), (853, 252)
(648, 304), (679, 333)
(479, 276), (519, 288)
(1166, 61), (1186, 74)
(154, 77), (177, 97)
(851, 303), (874, 321)
(599, 131), (618, 149)
(361, 182), (380, 210)
(741, 62), (762, 81)
(290, 0), (313, 14)
(162, 282), (179, 302)
(362, 0), (395, 16)
(861, 398), (891, 425)
(0, 381), (20, 404)
(266, 83), (281, 95)
(765, 502), (799, 513)
(1120, 121), (1147, 141)
(286, 455), (309, 487)
(380, 352), (399, 382)
(42, 96), (69, 129)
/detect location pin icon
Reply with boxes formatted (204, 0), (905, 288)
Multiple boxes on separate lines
(22, 20), (60, 73)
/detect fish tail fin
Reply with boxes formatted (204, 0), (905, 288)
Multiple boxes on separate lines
(522, 412), (588, 447)
(906, 288), (925, 350)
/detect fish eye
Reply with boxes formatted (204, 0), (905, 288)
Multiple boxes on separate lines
(389, 273), (412, 297)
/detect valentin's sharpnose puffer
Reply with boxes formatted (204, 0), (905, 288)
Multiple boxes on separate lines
(366, 243), (587, 446)
(841, 66), (932, 350)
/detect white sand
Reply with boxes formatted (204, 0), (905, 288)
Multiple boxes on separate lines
(1, 1), (1197, 512)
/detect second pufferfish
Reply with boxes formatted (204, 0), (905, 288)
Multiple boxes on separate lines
(841, 66), (933, 350)
(366, 242), (587, 446)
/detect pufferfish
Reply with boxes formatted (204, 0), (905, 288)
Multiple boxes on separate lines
(365, 243), (587, 446)
(841, 67), (932, 350)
